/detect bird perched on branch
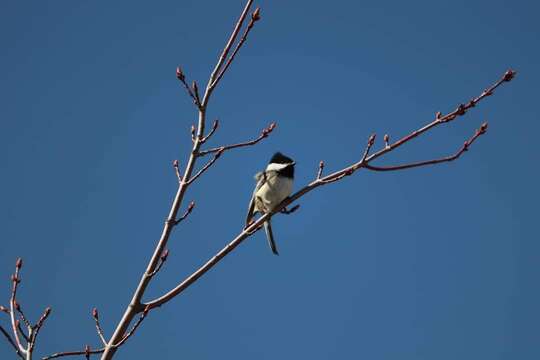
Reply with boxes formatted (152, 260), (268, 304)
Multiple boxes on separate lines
(246, 152), (295, 255)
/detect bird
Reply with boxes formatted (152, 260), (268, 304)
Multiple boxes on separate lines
(245, 152), (295, 255)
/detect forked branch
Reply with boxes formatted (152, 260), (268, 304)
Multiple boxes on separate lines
(1, 258), (51, 360)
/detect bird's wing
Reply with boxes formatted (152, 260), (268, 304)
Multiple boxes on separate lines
(245, 171), (268, 227)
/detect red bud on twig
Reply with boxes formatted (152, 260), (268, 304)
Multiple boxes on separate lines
(252, 8), (261, 21)
(92, 308), (99, 320)
(172, 160), (179, 168)
(479, 122), (488, 134)
(503, 69), (516, 82)
(368, 134), (376, 146)
(160, 249), (169, 261)
(176, 67), (185, 81)
(16, 258), (23, 269)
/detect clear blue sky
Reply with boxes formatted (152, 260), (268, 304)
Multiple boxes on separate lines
(1, 1), (538, 359)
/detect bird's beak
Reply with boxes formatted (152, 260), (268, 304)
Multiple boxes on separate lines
(290, 161), (296, 166)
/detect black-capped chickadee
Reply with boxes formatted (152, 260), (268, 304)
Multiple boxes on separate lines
(245, 152), (295, 255)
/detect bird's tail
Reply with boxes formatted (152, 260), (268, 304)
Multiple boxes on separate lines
(264, 220), (279, 255)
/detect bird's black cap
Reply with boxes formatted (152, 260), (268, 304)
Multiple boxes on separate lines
(269, 152), (294, 165)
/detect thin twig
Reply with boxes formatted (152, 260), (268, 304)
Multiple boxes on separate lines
(14, 302), (31, 329)
(198, 122), (276, 157)
(365, 123), (488, 171)
(1, 324), (25, 359)
(92, 309), (107, 346)
(112, 307), (149, 348)
(201, 119), (219, 144)
(211, 7), (261, 89)
(17, 321), (30, 343)
(187, 149), (224, 184)
(316, 161), (325, 180)
(10, 258), (26, 356)
(206, 0), (254, 90)
(146, 249), (169, 278)
(176, 67), (201, 108)
(172, 160), (182, 183)
(174, 201), (195, 225)
(42, 347), (106, 360)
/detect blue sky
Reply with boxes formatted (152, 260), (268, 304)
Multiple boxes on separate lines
(1, 0), (538, 359)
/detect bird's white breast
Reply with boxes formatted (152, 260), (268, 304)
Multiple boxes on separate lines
(255, 174), (293, 212)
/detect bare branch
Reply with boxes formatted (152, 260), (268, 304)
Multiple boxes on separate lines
(172, 160), (182, 183)
(146, 249), (169, 278)
(13, 302), (31, 329)
(176, 67), (201, 108)
(201, 119), (219, 144)
(112, 306), (149, 349)
(144, 70), (515, 310)
(42, 347), (105, 360)
(206, 0), (254, 92)
(174, 201), (195, 225)
(97, 4), (266, 358)
(92, 309), (107, 346)
(198, 122), (276, 157)
(9, 259), (26, 356)
(17, 321), (30, 343)
(210, 7), (261, 90)
(192, 81), (201, 106)
(366, 123), (488, 172)
(187, 149), (224, 184)
(316, 161), (325, 180)
(1, 324), (25, 359)
(30, 307), (51, 352)
(361, 134), (377, 162)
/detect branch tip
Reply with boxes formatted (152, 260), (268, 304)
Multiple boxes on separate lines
(92, 308), (98, 320)
(175, 66), (185, 81)
(503, 69), (516, 81)
(15, 258), (23, 270)
(252, 7), (261, 21)
(316, 161), (325, 179)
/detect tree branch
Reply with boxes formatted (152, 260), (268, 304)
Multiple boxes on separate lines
(42, 347), (106, 360)
(144, 69), (515, 310)
(198, 122), (276, 157)
(1, 324), (25, 359)
(365, 123), (488, 172)
(210, 7), (261, 89)
(187, 149), (224, 185)
(95, 2), (266, 359)
(92, 309), (107, 346)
